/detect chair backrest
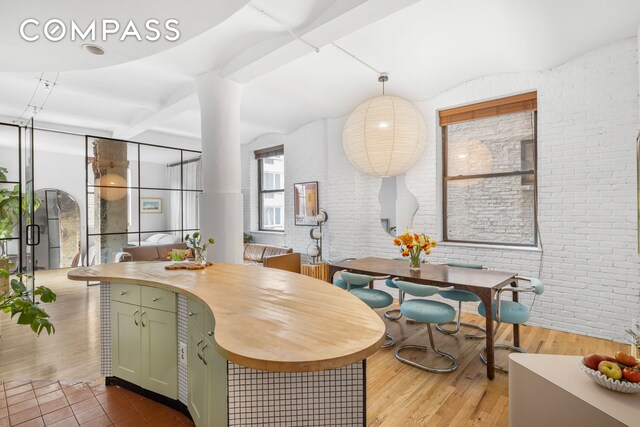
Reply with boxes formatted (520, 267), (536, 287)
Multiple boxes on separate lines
(446, 262), (484, 269)
(340, 271), (372, 287)
(394, 280), (441, 297)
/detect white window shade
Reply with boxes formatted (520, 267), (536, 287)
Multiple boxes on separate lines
(342, 95), (427, 177)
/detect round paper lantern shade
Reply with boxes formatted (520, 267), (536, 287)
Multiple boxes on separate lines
(96, 173), (128, 201)
(343, 95), (427, 177)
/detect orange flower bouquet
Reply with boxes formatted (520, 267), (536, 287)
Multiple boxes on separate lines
(393, 231), (437, 271)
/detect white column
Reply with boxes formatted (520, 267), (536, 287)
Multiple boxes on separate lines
(196, 70), (243, 263)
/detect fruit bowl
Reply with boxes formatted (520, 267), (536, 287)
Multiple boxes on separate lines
(578, 362), (640, 394)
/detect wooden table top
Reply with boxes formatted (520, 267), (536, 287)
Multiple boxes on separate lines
(68, 262), (385, 373)
(330, 257), (517, 289)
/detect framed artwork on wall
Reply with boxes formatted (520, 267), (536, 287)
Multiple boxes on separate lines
(294, 181), (318, 226)
(141, 198), (162, 214)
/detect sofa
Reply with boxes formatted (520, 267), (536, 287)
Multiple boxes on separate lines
(243, 243), (301, 273)
(127, 233), (181, 247)
(243, 243), (292, 265)
(116, 242), (189, 262)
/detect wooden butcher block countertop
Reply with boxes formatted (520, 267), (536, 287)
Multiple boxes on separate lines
(68, 262), (385, 372)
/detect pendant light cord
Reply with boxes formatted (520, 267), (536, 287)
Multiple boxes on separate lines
(248, 3), (385, 77)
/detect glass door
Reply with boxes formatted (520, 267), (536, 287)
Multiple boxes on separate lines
(23, 119), (37, 294)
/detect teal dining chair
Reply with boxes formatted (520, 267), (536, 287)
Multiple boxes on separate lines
(394, 280), (458, 372)
(477, 276), (544, 372)
(328, 258), (355, 289)
(339, 271), (395, 348)
(436, 262), (487, 338)
(384, 257), (410, 321)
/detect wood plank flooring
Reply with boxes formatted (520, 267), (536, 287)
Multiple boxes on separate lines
(0, 269), (627, 426)
(0, 269), (101, 381)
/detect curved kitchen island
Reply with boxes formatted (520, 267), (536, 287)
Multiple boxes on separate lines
(68, 262), (385, 427)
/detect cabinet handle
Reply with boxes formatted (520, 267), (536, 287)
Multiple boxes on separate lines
(196, 339), (203, 361)
(201, 343), (208, 366)
(120, 291), (127, 296)
(140, 311), (147, 327)
(188, 311), (197, 317)
(133, 310), (139, 326)
(152, 297), (160, 302)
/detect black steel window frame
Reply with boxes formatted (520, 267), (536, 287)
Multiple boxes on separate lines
(257, 156), (285, 232)
(85, 135), (202, 265)
(0, 122), (23, 273)
(442, 111), (538, 247)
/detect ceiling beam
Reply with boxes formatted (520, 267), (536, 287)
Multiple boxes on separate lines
(223, 0), (421, 83)
(112, 84), (197, 140)
(118, 0), (420, 139)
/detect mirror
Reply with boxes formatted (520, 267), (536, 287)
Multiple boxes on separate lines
(34, 188), (81, 269)
(379, 173), (419, 236)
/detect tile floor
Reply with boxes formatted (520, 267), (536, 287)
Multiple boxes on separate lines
(0, 380), (194, 426)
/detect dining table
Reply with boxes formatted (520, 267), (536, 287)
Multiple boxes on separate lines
(327, 257), (519, 380)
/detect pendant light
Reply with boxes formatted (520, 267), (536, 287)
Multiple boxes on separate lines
(342, 74), (427, 177)
(96, 173), (128, 201)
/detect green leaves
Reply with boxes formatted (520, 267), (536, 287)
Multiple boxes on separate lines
(0, 273), (57, 336)
(0, 167), (7, 181)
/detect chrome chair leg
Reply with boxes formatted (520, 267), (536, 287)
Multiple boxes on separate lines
(479, 344), (527, 372)
(384, 291), (404, 321)
(478, 323), (526, 372)
(384, 309), (402, 321)
(394, 324), (457, 373)
(435, 301), (486, 339)
(382, 332), (395, 348)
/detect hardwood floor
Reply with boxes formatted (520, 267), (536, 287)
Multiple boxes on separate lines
(0, 270), (627, 426)
(367, 305), (626, 426)
(0, 269), (101, 381)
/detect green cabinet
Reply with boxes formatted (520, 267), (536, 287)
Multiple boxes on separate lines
(111, 283), (177, 399)
(188, 298), (228, 427)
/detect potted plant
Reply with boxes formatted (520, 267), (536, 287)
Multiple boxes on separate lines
(185, 232), (215, 265)
(393, 230), (437, 271)
(0, 166), (41, 259)
(0, 272), (56, 335)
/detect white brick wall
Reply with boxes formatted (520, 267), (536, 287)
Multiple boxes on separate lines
(241, 120), (329, 258)
(243, 37), (640, 342)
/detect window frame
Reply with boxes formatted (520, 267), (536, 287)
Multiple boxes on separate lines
(441, 109), (538, 247)
(257, 154), (285, 232)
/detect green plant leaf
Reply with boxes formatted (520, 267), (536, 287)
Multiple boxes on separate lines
(34, 286), (57, 303)
(10, 279), (27, 294)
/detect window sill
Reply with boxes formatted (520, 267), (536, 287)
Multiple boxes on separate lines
(438, 241), (541, 252)
(251, 230), (285, 235)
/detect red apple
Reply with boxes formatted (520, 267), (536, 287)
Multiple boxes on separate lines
(598, 361), (623, 380)
(615, 351), (637, 367)
(623, 366), (640, 383)
(603, 355), (617, 362)
(583, 353), (607, 370)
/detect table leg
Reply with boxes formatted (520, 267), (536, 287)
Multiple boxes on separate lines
(511, 280), (520, 348)
(327, 266), (335, 284)
(480, 289), (496, 380)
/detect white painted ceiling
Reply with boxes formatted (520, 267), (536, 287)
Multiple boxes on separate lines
(0, 0), (638, 149)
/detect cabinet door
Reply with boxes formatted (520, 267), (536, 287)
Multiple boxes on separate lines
(140, 307), (177, 399)
(204, 337), (228, 427)
(188, 328), (207, 426)
(111, 301), (141, 384)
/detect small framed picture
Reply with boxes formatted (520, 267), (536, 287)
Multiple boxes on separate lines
(141, 198), (162, 214)
(294, 181), (318, 226)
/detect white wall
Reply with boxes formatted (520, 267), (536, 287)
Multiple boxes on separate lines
(243, 37), (640, 342)
(242, 119), (329, 258)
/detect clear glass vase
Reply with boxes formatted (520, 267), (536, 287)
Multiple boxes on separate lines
(409, 254), (421, 271)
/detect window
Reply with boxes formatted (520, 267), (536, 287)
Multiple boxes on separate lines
(256, 146), (284, 231)
(440, 92), (537, 246)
